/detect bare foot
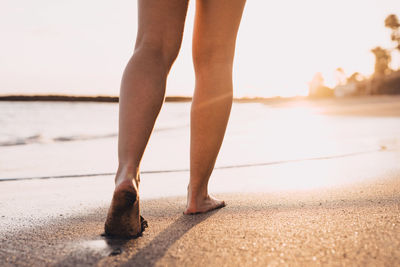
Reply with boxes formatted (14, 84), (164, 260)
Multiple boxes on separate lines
(104, 179), (145, 237)
(184, 195), (226, 215)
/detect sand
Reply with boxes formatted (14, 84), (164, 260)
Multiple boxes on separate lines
(1, 152), (400, 266)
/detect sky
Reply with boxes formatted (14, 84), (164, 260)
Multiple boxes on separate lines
(1, 0), (400, 98)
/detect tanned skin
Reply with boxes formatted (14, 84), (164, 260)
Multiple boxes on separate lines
(105, 0), (246, 237)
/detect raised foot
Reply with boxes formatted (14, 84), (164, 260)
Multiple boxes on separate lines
(104, 180), (147, 238)
(184, 195), (226, 215)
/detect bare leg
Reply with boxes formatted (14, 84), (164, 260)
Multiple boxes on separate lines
(185, 0), (246, 214)
(105, 0), (189, 236)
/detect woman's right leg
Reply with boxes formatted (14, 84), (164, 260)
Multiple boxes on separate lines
(105, 0), (189, 237)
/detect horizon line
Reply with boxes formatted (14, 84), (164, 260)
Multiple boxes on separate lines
(0, 94), (307, 103)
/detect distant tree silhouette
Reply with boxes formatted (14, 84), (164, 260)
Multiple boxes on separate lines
(347, 72), (363, 83)
(361, 14), (400, 95)
(385, 14), (400, 51)
(371, 46), (391, 76)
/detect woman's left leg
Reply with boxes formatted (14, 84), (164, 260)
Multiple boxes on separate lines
(185, 0), (246, 214)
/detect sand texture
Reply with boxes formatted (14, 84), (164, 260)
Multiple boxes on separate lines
(1, 169), (400, 266)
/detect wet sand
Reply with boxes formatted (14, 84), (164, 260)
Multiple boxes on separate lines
(1, 150), (400, 266)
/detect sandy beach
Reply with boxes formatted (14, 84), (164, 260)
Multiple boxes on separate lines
(1, 96), (400, 266)
(1, 155), (400, 266)
(2, 0), (400, 264)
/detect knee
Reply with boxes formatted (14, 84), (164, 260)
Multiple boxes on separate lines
(134, 35), (182, 71)
(193, 43), (235, 74)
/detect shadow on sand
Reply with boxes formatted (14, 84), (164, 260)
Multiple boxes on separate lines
(103, 210), (219, 267)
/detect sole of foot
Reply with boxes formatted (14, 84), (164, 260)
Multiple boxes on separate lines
(104, 180), (146, 238)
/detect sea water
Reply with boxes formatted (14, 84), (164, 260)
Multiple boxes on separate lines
(1, 101), (400, 181)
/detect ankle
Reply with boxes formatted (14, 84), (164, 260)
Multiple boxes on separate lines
(187, 183), (208, 202)
(115, 164), (140, 187)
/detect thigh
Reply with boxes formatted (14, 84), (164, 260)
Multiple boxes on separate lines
(193, 0), (246, 64)
(135, 0), (189, 55)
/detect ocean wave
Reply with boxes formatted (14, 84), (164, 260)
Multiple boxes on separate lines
(0, 133), (117, 147)
(0, 125), (188, 147)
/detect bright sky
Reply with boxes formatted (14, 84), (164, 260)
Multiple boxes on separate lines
(1, 0), (400, 97)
